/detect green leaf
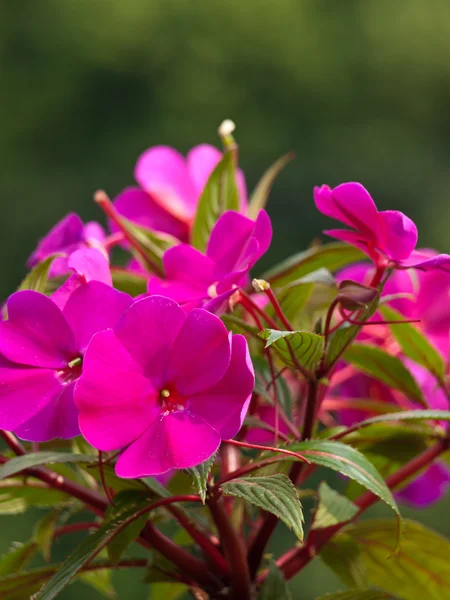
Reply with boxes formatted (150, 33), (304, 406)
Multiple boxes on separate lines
(263, 243), (366, 288)
(258, 559), (292, 600)
(343, 344), (426, 406)
(248, 152), (294, 219)
(18, 254), (62, 293)
(0, 542), (37, 576)
(79, 568), (117, 599)
(149, 582), (187, 600)
(106, 504), (148, 564)
(252, 355), (293, 420)
(0, 481), (69, 512)
(339, 409), (450, 436)
(313, 482), (358, 530)
(191, 150), (239, 252)
(0, 452), (97, 480)
(186, 452), (217, 503)
(34, 510), (60, 562)
(259, 329), (325, 373)
(320, 536), (368, 589)
(316, 592), (389, 600)
(0, 565), (57, 600)
(380, 305), (447, 383)
(336, 520), (450, 600)
(324, 293), (380, 371)
(221, 474), (304, 540)
(35, 491), (151, 600)
(111, 268), (148, 296)
(274, 440), (401, 528)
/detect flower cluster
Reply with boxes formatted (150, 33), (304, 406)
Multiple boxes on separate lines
(0, 137), (448, 509)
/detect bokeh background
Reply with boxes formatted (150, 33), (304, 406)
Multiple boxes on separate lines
(1, 0), (450, 598)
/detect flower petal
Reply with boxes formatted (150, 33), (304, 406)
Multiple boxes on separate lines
(188, 334), (253, 438)
(112, 186), (188, 240)
(15, 382), (79, 441)
(147, 277), (207, 306)
(63, 281), (132, 353)
(134, 147), (196, 223)
(396, 462), (450, 507)
(0, 358), (64, 431)
(75, 330), (158, 451)
(166, 308), (231, 396)
(114, 295), (186, 387)
(377, 210), (418, 261)
(163, 244), (216, 287)
(398, 251), (450, 274)
(0, 291), (77, 368)
(115, 410), (221, 477)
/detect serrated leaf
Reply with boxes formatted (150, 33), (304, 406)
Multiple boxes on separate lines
(248, 152), (294, 219)
(259, 329), (325, 373)
(35, 491), (151, 600)
(34, 510), (60, 562)
(111, 268), (148, 296)
(343, 344), (426, 406)
(317, 592), (389, 600)
(0, 542), (37, 576)
(0, 452), (97, 480)
(339, 520), (450, 600)
(258, 559), (292, 599)
(0, 565), (57, 600)
(221, 474), (304, 540)
(186, 452), (217, 503)
(264, 243), (366, 288)
(320, 536), (368, 589)
(270, 440), (401, 531)
(380, 305), (447, 383)
(313, 482), (358, 530)
(339, 409), (450, 436)
(0, 481), (69, 512)
(106, 509), (148, 564)
(18, 254), (63, 293)
(324, 293), (380, 371)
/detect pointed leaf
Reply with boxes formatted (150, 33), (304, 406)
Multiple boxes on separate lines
(248, 152), (294, 219)
(339, 409), (450, 436)
(34, 510), (60, 562)
(192, 150), (239, 252)
(263, 243), (366, 288)
(221, 474), (304, 540)
(79, 569), (116, 599)
(313, 482), (358, 530)
(259, 329), (325, 373)
(0, 542), (37, 576)
(186, 452), (217, 503)
(149, 583), (187, 600)
(0, 452), (98, 480)
(317, 592), (389, 600)
(111, 268), (148, 296)
(258, 559), (292, 600)
(343, 344), (426, 406)
(380, 305), (447, 383)
(320, 536), (368, 589)
(19, 254), (63, 293)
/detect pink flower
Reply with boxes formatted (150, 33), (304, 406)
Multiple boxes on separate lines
(28, 213), (106, 277)
(112, 145), (248, 241)
(147, 210), (272, 312)
(314, 183), (450, 272)
(0, 283), (131, 441)
(245, 405), (290, 445)
(74, 296), (254, 477)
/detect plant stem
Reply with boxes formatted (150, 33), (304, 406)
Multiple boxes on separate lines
(265, 438), (450, 582)
(208, 493), (253, 600)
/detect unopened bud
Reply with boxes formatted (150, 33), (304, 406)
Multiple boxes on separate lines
(252, 278), (271, 293)
(338, 280), (378, 311)
(218, 119), (236, 137)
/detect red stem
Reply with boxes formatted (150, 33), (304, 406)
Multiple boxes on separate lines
(264, 287), (294, 331)
(225, 439), (309, 464)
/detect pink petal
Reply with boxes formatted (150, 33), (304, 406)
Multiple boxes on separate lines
(187, 144), (248, 212)
(0, 291), (77, 368)
(63, 281), (132, 353)
(134, 147), (196, 223)
(147, 277), (207, 306)
(115, 410), (221, 477)
(75, 330), (158, 451)
(111, 186), (188, 240)
(377, 210), (418, 261)
(83, 221), (106, 243)
(322, 229), (371, 255)
(114, 296), (186, 388)
(396, 462), (450, 507)
(165, 308), (231, 396)
(15, 382), (79, 441)
(398, 251), (450, 273)
(0, 358), (64, 431)
(163, 244), (216, 287)
(246, 405), (290, 445)
(315, 183), (379, 239)
(188, 334), (253, 439)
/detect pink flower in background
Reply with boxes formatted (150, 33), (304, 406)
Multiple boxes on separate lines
(245, 405), (290, 445)
(112, 144), (247, 241)
(0, 283), (131, 441)
(75, 296), (254, 477)
(314, 183), (450, 272)
(28, 213), (106, 277)
(147, 210), (272, 312)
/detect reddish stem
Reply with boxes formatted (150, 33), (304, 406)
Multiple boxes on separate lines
(225, 439), (309, 464)
(264, 287), (294, 331)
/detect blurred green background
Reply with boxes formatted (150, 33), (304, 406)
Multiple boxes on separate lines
(1, 0), (450, 598)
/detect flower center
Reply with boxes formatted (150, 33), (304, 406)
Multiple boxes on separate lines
(56, 357), (82, 385)
(160, 387), (187, 412)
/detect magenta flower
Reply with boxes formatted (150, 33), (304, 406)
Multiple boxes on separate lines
(52, 248), (112, 310)
(28, 213), (106, 277)
(112, 144), (248, 241)
(74, 296), (254, 477)
(147, 210), (272, 312)
(0, 282), (131, 441)
(314, 183), (450, 272)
